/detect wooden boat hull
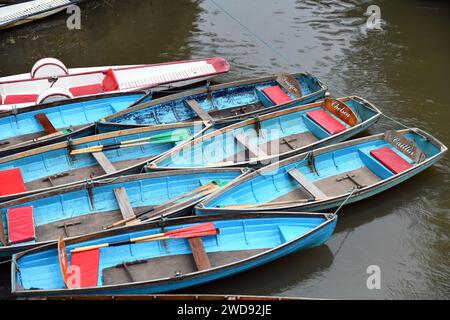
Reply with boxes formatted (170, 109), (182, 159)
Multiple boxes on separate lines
(0, 121), (209, 202)
(102, 72), (327, 125)
(0, 92), (150, 156)
(196, 129), (447, 214)
(11, 212), (337, 297)
(148, 96), (382, 169)
(0, 168), (247, 257)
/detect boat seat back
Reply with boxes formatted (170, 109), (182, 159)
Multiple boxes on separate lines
(0, 168), (27, 196)
(68, 249), (100, 288)
(69, 69), (119, 97)
(258, 86), (292, 106)
(7, 206), (36, 244)
(306, 109), (347, 134)
(102, 68), (119, 92)
(4, 94), (39, 105)
(370, 147), (413, 174)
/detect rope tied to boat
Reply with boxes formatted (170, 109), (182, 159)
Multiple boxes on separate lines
(332, 187), (358, 216)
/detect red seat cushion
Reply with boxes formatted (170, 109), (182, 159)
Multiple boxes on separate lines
(370, 146), (413, 174)
(102, 68), (119, 92)
(0, 95), (3, 105)
(261, 86), (291, 105)
(0, 168), (26, 196)
(4, 94), (39, 105)
(69, 84), (104, 97)
(69, 249), (100, 288)
(7, 206), (35, 244)
(307, 109), (347, 134)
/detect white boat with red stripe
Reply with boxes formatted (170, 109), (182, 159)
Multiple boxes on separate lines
(0, 57), (231, 110)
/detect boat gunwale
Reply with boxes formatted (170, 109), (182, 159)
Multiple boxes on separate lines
(148, 96), (382, 169)
(11, 211), (336, 296)
(196, 128), (448, 213)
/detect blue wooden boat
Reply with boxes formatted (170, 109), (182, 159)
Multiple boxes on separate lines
(195, 129), (447, 214)
(0, 92), (150, 157)
(147, 97), (381, 169)
(0, 121), (208, 202)
(100, 72), (327, 126)
(11, 212), (337, 297)
(0, 168), (246, 257)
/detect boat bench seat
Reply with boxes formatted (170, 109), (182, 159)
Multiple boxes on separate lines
(7, 206), (36, 244)
(370, 146), (413, 174)
(258, 85), (292, 106)
(69, 68), (119, 97)
(0, 168), (27, 196)
(1, 94), (39, 105)
(306, 109), (347, 135)
(69, 249), (100, 288)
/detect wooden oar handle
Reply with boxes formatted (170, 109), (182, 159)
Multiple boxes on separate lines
(70, 243), (109, 253)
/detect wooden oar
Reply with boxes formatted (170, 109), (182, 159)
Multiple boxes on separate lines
(71, 222), (218, 253)
(105, 180), (226, 229)
(218, 198), (328, 209)
(70, 129), (191, 155)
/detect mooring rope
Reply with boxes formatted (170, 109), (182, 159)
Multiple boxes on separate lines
(333, 187), (358, 216)
(208, 0), (297, 71)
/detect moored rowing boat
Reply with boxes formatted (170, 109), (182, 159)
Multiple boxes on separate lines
(0, 168), (247, 257)
(195, 128), (447, 214)
(147, 96), (382, 169)
(102, 72), (327, 125)
(11, 212), (337, 296)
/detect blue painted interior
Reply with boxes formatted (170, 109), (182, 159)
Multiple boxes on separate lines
(0, 125), (201, 184)
(155, 98), (377, 168)
(0, 94), (145, 141)
(109, 74), (324, 125)
(0, 170), (242, 245)
(202, 132), (441, 208)
(15, 216), (331, 290)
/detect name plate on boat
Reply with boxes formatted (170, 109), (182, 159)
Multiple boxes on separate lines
(384, 130), (426, 163)
(276, 74), (302, 98)
(324, 98), (358, 127)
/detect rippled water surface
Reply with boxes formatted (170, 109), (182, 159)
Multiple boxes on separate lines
(0, 0), (448, 299)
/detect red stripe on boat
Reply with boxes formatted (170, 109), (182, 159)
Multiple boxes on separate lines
(0, 168), (27, 196)
(307, 109), (347, 134)
(7, 206), (35, 244)
(370, 146), (413, 174)
(4, 94), (39, 104)
(261, 86), (291, 105)
(69, 249), (100, 288)
(69, 84), (104, 97)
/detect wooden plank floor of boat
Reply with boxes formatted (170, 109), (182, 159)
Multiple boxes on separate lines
(272, 167), (382, 202)
(24, 156), (150, 191)
(102, 249), (267, 285)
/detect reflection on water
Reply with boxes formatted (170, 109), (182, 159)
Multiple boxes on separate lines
(0, 0), (448, 299)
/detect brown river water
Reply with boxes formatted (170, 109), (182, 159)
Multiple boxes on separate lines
(0, 0), (448, 299)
